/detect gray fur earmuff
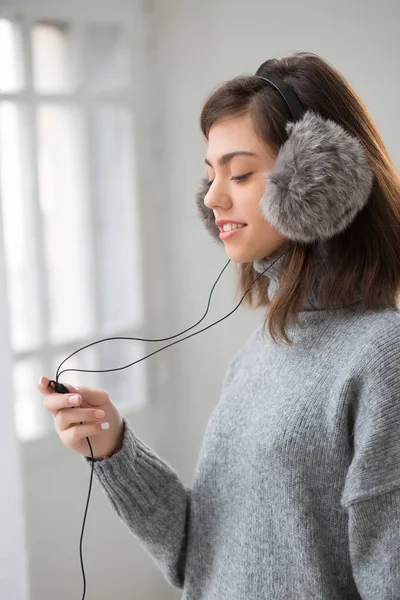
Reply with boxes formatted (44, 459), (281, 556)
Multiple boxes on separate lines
(195, 109), (374, 244)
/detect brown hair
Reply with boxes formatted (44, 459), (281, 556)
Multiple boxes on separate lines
(199, 52), (400, 345)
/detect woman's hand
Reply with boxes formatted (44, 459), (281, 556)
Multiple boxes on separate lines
(39, 376), (125, 460)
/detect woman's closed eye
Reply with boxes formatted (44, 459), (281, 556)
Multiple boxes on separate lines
(206, 172), (253, 187)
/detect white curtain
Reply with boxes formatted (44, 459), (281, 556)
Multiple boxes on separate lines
(0, 206), (29, 599)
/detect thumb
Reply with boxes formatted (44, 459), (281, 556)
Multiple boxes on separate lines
(37, 376), (80, 395)
(48, 380), (80, 394)
(65, 383), (80, 393)
(64, 382), (111, 407)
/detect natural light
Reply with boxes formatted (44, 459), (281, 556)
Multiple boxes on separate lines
(0, 17), (146, 442)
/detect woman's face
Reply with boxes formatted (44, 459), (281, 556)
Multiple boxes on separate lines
(204, 112), (290, 263)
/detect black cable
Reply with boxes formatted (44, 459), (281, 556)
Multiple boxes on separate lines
(48, 379), (94, 600)
(48, 250), (287, 599)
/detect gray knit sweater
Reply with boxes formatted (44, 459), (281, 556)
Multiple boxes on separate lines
(84, 253), (400, 599)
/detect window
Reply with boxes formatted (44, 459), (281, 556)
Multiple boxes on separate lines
(0, 15), (147, 442)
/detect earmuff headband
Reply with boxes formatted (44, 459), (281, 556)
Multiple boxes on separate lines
(255, 75), (306, 123)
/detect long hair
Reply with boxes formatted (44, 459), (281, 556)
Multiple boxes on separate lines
(199, 52), (400, 345)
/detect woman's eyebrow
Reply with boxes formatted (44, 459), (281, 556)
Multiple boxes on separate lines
(205, 151), (258, 167)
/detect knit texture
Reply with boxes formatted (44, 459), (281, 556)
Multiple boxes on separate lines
(84, 255), (400, 599)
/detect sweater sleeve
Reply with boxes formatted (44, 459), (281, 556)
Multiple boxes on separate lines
(82, 416), (190, 590)
(340, 331), (400, 598)
(345, 489), (400, 599)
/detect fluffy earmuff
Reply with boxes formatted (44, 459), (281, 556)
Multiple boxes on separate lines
(195, 110), (374, 244)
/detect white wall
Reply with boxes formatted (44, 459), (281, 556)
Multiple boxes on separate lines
(0, 193), (29, 598)
(18, 1), (180, 599)
(12, 0), (400, 599)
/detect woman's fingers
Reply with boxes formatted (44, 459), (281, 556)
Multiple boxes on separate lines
(39, 374), (110, 413)
(38, 374), (119, 457)
(37, 375), (51, 393)
(43, 391), (82, 416)
(38, 375), (79, 394)
(55, 407), (106, 432)
(61, 422), (107, 448)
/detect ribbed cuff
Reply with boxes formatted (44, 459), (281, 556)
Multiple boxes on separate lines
(82, 416), (182, 519)
(82, 416), (138, 473)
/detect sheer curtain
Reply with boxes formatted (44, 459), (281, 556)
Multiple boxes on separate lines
(0, 209), (29, 599)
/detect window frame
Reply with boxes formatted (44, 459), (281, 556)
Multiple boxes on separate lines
(0, 0), (161, 458)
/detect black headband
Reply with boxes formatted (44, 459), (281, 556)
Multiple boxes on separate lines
(255, 75), (306, 123)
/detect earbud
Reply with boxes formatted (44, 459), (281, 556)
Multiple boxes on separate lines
(48, 380), (69, 394)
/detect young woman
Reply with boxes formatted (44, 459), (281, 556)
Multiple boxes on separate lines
(39, 52), (400, 599)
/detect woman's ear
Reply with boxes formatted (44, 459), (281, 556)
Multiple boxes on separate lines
(195, 174), (223, 243)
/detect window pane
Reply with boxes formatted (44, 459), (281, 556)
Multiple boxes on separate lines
(37, 104), (94, 344)
(98, 337), (147, 411)
(0, 19), (24, 92)
(14, 356), (48, 441)
(83, 23), (130, 92)
(88, 106), (143, 332)
(0, 102), (42, 352)
(32, 21), (75, 93)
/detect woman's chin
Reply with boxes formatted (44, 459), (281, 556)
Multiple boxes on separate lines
(225, 245), (289, 264)
(224, 248), (258, 264)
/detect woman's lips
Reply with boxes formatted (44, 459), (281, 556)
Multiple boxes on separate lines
(219, 225), (248, 240)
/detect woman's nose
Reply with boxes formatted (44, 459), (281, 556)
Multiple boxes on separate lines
(204, 181), (231, 210)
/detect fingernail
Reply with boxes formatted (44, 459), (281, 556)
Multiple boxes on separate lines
(39, 376), (45, 386)
(94, 410), (105, 419)
(69, 395), (80, 404)
(101, 422), (110, 430)
(69, 384), (80, 391)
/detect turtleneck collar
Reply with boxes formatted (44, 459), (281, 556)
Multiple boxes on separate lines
(252, 243), (363, 312)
